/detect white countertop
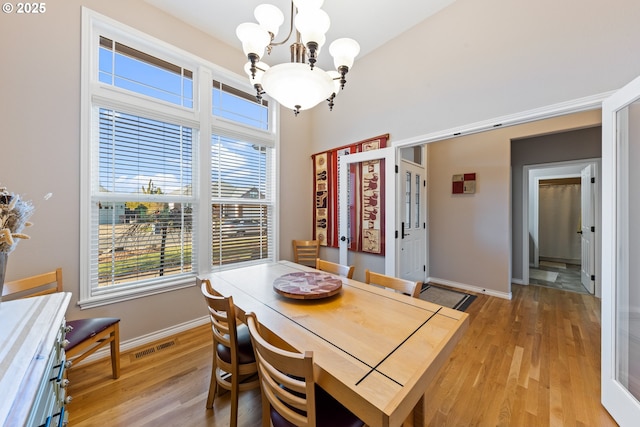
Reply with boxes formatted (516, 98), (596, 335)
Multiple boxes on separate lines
(0, 292), (71, 427)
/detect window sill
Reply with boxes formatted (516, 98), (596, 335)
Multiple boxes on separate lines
(77, 275), (196, 309)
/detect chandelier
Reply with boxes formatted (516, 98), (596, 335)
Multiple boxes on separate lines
(236, 0), (360, 116)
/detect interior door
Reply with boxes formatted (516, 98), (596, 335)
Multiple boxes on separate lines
(338, 147), (396, 275)
(601, 74), (640, 425)
(580, 164), (595, 293)
(399, 160), (426, 282)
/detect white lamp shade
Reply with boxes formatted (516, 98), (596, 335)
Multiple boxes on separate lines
(244, 61), (270, 84)
(236, 22), (270, 57)
(261, 63), (334, 110)
(303, 33), (326, 50)
(292, 0), (324, 11)
(295, 9), (330, 45)
(329, 38), (360, 69)
(254, 4), (284, 37)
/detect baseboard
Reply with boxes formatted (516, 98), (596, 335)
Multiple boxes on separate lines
(427, 277), (512, 300)
(511, 278), (525, 285)
(71, 316), (210, 365)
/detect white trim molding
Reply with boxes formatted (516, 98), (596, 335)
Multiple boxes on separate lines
(427, 276), (512, 300)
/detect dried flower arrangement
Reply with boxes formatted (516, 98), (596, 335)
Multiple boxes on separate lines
(0, 184), (34, 254)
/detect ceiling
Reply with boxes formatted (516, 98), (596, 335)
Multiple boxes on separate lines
(145, 0), (456, 71)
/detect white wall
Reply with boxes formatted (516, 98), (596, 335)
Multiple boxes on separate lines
(311, 0), (640, 143)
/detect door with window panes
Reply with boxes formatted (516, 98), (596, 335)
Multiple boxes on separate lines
(602, 74), (640, 425)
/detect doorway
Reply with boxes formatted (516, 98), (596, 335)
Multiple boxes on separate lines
(524, 159), (600, 295)
(532, 176), (585, 293)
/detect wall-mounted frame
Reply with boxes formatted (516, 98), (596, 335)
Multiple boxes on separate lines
(452, 173), (476, 194)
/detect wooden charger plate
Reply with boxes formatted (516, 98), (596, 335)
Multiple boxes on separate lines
(273, 271), (342, 299)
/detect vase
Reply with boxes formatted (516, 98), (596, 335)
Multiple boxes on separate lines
(0, 252), (7, 302)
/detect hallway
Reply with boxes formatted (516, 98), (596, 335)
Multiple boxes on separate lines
(529, 261), (589, 294)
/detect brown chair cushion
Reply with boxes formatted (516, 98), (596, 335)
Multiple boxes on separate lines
(66, 317), (120, 350)
(270, 384), (364, 427)
(216, 323), (256, 365)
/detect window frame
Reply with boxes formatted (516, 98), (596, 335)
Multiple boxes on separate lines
(80, 8), (279, 308)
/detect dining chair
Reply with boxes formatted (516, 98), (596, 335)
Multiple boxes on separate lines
(364, 269), (421, 298)
(315, 258), (355, 279)
(2, 268), (121, 378)
(245, 312), (365, 427)
(292, 239), (320, 267)
(198, 277), (260, 427)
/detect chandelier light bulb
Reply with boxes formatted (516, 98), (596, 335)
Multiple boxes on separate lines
(303, 32), (326, 50)
(254, 4), (284, 38)
(329, 37), (360, 69)
(295, 9), (330, 44)
(236, 22), (270, 57)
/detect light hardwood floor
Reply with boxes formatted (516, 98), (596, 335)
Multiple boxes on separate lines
(67, 284), (618, 427)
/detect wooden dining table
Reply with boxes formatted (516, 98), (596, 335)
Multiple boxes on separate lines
(207, 261), (468, 427)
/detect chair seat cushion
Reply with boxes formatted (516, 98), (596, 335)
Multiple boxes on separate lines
(216, 323), (256, 365)
(270, 384), (364, 427)
(66, 317), (120, 350)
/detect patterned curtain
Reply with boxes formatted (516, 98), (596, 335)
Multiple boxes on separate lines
(312, 134), (388, 255)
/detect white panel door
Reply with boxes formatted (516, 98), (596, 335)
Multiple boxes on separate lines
(338, 147), (396, 274)
(580, 164), (595, 294)
(399, 160), (426, 282)
(602, 74), (640, 425)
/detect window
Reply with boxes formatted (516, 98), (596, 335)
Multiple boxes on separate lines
(211, 136), (273, 266)
(415, 173), (421, 228)
(213, 80), (268, 130)
(81, 9), (277, 307)
(94, 109), (194, 288)
(405, 171), (411, 227)
(99, 36), (193, 108)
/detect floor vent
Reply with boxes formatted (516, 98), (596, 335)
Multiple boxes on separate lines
(132, 339), (177, 360)
(134, 347), (156, 359)
(156, 340), (176, 351)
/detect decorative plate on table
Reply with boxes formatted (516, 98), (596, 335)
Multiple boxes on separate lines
(273, 271), (342, 299)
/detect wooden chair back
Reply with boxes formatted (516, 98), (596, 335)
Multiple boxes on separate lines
(292, 240), (320, 267)
(246, 312), (364, 427)
(198, 277), (259, 426)
(245, 312), (317, 427)
(315, 258), (354, 279)
(2, 268), (62, 300)
(364, 269), (421, 298)
(200, 278), (234, 350)
(2, 268), (121, 378)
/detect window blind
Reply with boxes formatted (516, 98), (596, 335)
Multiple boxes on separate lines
(92, 108), (196, 288)
(210, 135), (273, 266)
